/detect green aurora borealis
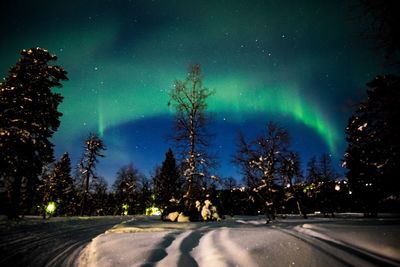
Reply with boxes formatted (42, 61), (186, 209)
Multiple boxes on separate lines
(0, 0), (385, 181)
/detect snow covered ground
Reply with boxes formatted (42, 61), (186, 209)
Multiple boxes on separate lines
(77, 215), (400, 267)
(0, 216), (128, 267)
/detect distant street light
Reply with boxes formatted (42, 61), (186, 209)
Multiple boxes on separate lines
(46, 202), (57, 216)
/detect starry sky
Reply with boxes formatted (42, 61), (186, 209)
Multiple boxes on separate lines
(0, 0), (387, 185)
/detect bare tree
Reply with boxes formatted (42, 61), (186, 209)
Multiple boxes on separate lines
(112, 164), (141, 215)
(234, 122), (293, 222)
(280, 152), (307, 218)
(319, 153), (338, 181)
(233, 133), (260, 188)
(169, 64), (214, 205)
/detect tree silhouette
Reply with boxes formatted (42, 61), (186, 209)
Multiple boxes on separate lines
(305, 156), (321, 183)
(112, 164), (142, 215)
(344, 74), (400, 215)
(91, 176), (108, 216)
(235, 122), (292, 222)
(280, 152), (307, 218)
(0, 48), (68, 218)
(38, 153), (75, 217)
(153, 148), (182, 208)
(169, 64), (214, 206)
(318, 153), (338, 181)
(78, 133), (105, 216)
(233, 133), (260, 188)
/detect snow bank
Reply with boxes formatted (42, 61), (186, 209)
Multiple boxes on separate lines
(298, 223), (400, 262)
(78, 231), (173, 267)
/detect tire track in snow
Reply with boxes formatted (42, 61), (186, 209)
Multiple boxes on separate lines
(154, 229), (204, 267)
(0, 217), (128, 267)
(191, 227), (258, 267)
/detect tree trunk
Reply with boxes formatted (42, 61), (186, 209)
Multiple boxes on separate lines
(80, 172), (90, 216)
(8, 176), (22, 219)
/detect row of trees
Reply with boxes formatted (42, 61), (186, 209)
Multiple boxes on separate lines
(7, 132), (151, 217)
(2, 4), (399, 218)
(0, 50), (350, 220)
(34, 142), (347, 218)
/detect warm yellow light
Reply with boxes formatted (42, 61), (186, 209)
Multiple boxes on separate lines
(146, 206), (162, 216)
(122, 204), (129, 215)
(46, 201), (57, 215)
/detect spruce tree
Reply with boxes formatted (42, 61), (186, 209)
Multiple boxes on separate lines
(53, 153), (75, 215)
(37, 152), (75, 217)
(153, 148), (181, 208)
(0, 48), (68, 218)
(344, 75), (400, 214)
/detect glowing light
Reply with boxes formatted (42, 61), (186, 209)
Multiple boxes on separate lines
(146, 206), (162, 216)
(97, 94), (105, 137)
(46, 201), (57, 215)
(334, 184), (340, 191)
(56, 67), (339, 155)
(208, 82), (339, 153)
(122, 204), (129, 215)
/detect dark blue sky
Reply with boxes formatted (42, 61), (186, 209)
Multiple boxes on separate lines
(0, 0), (387, 185)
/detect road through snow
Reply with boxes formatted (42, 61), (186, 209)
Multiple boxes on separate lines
(0, 216), (128, 267)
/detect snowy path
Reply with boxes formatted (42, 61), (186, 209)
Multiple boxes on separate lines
(0, 216), (128, 267)
(78, 216), (400, 267)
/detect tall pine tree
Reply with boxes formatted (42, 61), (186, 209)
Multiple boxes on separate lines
(344, 75), (400, 214)
(0, 48), (68, 218)
(38, 152), (75, 217)
(153, 148), (182, 208)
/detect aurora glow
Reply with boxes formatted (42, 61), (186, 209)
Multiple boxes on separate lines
(0, 0), (385, 182)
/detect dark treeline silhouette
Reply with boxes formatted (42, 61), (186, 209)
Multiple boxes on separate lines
(343, 0), (400, 216)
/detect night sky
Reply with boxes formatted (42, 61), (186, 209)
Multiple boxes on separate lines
(0, 0), (387, 185)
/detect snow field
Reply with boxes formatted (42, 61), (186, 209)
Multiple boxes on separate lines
(77, 216), (400, 267)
